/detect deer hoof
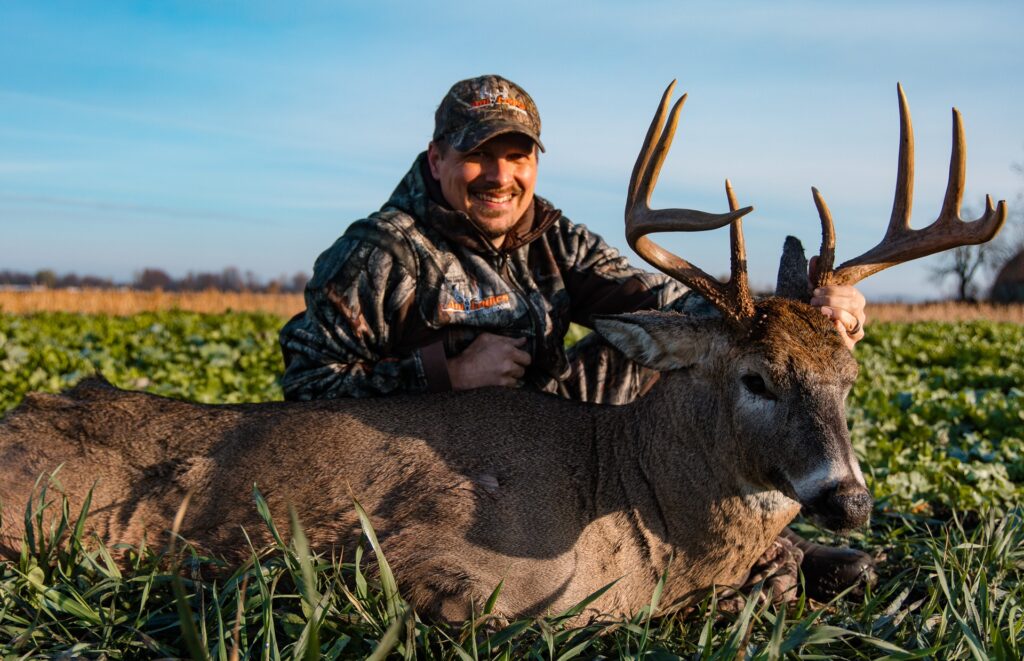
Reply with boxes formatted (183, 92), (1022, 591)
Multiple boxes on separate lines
(783, 529), (878, 602)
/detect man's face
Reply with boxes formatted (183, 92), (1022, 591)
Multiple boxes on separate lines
(427, 133), (538, 247)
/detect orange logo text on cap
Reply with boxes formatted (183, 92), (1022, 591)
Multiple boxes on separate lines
(470, 95), (528, 117)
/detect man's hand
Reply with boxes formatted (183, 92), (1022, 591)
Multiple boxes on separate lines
(808, 255), (867, 350)
(447, 333), (532, 390)
(810, 286), (866, 350)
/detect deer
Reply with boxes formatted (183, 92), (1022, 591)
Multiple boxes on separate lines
(0, 82), (1006, 623)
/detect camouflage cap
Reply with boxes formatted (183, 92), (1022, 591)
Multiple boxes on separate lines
(433, 74), (545, 153)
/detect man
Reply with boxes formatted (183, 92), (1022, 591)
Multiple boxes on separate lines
(279, 75), (872, 599)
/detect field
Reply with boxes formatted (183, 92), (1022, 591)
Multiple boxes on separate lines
(4, 288), (1024, 323)
(0, 309), (1022, 658)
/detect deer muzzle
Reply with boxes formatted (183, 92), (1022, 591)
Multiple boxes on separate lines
(802, 479), (873, 532)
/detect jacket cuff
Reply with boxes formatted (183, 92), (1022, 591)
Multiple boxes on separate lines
(420, 340), (452, 392)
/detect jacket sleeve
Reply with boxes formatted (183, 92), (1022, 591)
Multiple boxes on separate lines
(559, 219), (690, 325)
(278, 220), (449, 400)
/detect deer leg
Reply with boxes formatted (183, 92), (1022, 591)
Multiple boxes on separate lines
(717, 535), (804, 612)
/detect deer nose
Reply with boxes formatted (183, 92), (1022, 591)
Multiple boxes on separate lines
(803, 480), (872, 532)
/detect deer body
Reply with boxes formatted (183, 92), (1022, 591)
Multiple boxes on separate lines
(0, 300), (853, 621)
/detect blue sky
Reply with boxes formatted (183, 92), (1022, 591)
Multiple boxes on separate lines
(2, 1), (1021, 300)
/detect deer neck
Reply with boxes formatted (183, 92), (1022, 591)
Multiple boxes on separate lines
(595, 371), (800, 595)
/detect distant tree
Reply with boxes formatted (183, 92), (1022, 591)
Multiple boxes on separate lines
(221, 267), (243, 292)
(0, 270), (33, 286)
(930, 244), (994, 301)
(57, 273), (81, 288)
(135, 268), (173, 291)
(195, 272), (220, 290)
(80, 275), (114, 289)
(34, 269), (57, 288)
(244, 270), (261, 292)
(290, 271), (309, 293)
(929, 201), (1011, 301)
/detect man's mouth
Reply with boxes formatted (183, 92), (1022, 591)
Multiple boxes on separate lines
(471, 190), (518, 205)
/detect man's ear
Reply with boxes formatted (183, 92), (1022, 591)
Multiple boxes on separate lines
(427, 141), (444, 179)
(593, 311), (725, 371)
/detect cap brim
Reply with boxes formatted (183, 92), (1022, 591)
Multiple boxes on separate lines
(450, 119), (546, 153)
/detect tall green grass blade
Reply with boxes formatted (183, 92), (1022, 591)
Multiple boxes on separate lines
(555, 634), (597, 661)
(639, 558), (671, 653)
(166, 492), (210, 661)
(764, 607), (785, 660)
(483, 579), (503, 615)
(69, 484), (94, 557)
(252, 485), (286, 548)
(41, 587), (102, 625)
(366, 604), (409, 661)
(555, 578), (620, 620)
(354, 544), (368, 600)
(350, 493), (403, 622)
(288, 506), (323, 615)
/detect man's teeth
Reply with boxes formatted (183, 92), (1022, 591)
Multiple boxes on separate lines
(474, 192), (514, 203)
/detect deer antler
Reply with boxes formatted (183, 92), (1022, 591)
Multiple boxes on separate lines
(812, 83), (1007, 288)
(626, 81), (756, 328)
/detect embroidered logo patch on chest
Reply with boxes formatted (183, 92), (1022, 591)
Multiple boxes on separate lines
(440, 293), (511, 313)
(438, 283), (513, 315)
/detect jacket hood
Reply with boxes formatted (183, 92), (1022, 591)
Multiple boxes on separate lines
(383, 152), (562, 254)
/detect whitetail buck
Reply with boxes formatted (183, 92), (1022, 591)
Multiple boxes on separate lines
(0, 83), (1006, 622)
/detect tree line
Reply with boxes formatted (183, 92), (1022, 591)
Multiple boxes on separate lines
(930, 191), (1024, 303)
(0, 267), (309, 293)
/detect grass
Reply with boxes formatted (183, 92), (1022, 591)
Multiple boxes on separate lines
(1, 312), (1023, 657)
(0, 288), (305, 317)
(1, 480), (1021, 658)
(3, 288), (1024, 323)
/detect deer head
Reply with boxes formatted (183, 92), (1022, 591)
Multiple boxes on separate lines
(595, 81), (1006, 532)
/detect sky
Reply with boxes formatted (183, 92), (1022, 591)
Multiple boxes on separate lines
(1, 1), (1022, 300)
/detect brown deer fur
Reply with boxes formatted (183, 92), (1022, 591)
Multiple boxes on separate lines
(0, 297), (870, 622)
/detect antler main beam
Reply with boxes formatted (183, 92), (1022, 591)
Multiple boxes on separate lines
(814, 83), (1007, 288)
(626, 81), (756, 328)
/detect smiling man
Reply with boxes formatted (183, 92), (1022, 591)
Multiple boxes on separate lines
(278, 75), (874, 600)
(280, 74), (865, 401)
(279, 74), (716, 400)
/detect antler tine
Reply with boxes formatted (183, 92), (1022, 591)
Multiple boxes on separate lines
(938, 106), (966, 225)
(625, 83), (754, 240)
(725, 180), (755, 321)
(624, 83), (757, 328)
(627, 80), (674, 204)
(811, 187), (837, 289)
(820, 84), (1008, 287)
(887, 82), (915, 239)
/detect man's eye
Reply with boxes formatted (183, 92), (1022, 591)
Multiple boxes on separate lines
(741, 374), (776, 400)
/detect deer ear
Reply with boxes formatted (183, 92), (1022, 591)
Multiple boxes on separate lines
(592, 311), (723, 371)
(775, 236), (813, 301)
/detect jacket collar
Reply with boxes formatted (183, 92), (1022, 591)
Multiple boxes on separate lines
(383, 152), (561, 255)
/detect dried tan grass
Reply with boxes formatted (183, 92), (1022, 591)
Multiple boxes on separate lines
(2, 288), (1022, 323)
(866, 301), (1024, 324)
(0, 289), (304, 317)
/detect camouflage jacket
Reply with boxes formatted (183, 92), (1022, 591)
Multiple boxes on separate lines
(279, 153), (686, 400)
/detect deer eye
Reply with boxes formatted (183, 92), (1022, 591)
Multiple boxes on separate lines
(741, 374), (776, 400)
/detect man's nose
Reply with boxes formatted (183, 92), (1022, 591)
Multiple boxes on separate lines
(484, 158), (514, 187)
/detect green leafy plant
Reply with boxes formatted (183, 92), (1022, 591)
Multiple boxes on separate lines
(1, 314), (1022, 657)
